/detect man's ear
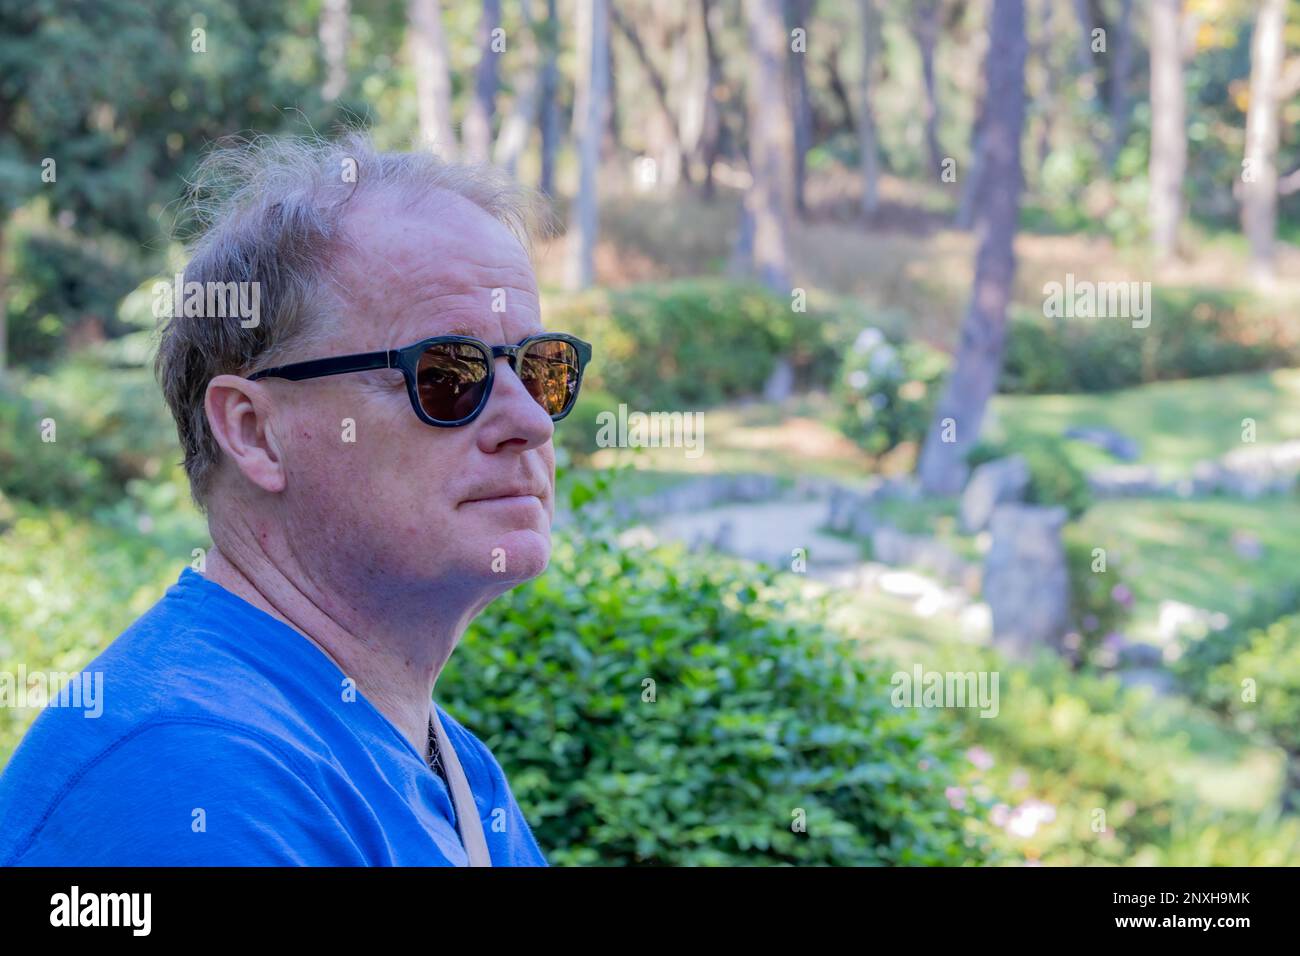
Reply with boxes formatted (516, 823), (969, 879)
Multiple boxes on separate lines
(204, 375), (287, 494)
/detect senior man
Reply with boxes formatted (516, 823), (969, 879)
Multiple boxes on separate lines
(0, 133), (591, 866)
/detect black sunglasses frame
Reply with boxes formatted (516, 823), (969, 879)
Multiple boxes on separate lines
(247, 331), (593, 428)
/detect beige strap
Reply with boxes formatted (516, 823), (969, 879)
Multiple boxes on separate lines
(430, 704), (493, 867)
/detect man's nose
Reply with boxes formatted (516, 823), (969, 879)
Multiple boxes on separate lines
(474, 355), (555, 452)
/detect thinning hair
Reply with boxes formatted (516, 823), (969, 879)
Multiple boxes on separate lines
(155, 130), (553, 510)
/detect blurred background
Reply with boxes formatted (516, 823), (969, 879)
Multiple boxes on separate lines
(2, 0), (1299, 865)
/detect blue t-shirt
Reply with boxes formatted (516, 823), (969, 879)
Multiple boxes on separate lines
(0, 567), (548, 866)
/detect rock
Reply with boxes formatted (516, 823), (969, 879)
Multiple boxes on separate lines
(1065, 425), (1141, 462)
(960, 455), (1031, 533)
(761, 357), (796, 403)
(1117, 641), (1165, 669)
(1086, 464), (1166, 498)
(983, 504), (1071, 658)
(1117, 668), (1177, 696)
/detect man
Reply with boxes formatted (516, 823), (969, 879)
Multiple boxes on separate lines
(0, 132), (591, 866)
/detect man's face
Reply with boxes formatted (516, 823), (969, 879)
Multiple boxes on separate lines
(266, 190), (556, 601)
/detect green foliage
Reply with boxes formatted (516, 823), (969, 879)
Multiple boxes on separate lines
(0, 362), (179, 509)
(3, 220), (148, 365)
(1001, 290), (1296, 395)
(833, 327), (948, 456)
(547, 280), (848, 410)
(967, 435), (1092, 518)
(1062, 531), (1133, 667)
(551, 386), (617, 464)
(442, 531), (990, 866)
(1212, 613), (1300, 756)
(1174, 587), (1300, 714)
(944, 649), (1300, 865)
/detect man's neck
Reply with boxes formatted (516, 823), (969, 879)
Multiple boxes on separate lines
(201, 540), (469, 759)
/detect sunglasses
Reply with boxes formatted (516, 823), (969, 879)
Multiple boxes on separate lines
(247, 331), (593, 428)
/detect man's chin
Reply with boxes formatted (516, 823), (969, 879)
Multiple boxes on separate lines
(481, 527), (552, 584)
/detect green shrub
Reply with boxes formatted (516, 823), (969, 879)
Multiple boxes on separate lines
(3, 226), (147, 367)
(1000, 288), (1296, 395)
(1212, 613), (1300, 756)
(552, 386), (617, 463)
(443, 530), (991, 866)
(834, 327), (949, 456)
(0, 362), (178, 509)
(967, 435), (1092, 518)
(1062, 531), (1133, 668)
(546, 279), (851, 410)
(942, 647), (1300, 864)
(1174, 587), (1300, 713)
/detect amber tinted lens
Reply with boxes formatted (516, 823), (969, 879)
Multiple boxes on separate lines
(415, 342), (490, 421)
(519, 338), (580, 416)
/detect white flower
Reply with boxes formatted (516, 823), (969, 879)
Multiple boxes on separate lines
(853, 327), (884, 354)
(848, 369), (870, 390)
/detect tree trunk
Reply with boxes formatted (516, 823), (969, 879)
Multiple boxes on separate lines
(409, 0), (457, 157)
(741, 0), (795, 292)
(1103, 0), (1134, 169)
(538, 0), (560, 196)
(857, 0), (881, 218)
(696, 0), (724, 199)
(1148, 0), (1186, 260)
(786, 0), (813, 215)
(319, 0), (350, 102)
(1242, 0), (1285, 285)
(918, 0), (1027, 497)
(566, 0), (609, 291)
(610, 7), (687, 187)
(911, 0), (944, 177)
(0, 220), (7, 377)
(493, 0), (539, 177)
(464, 0), (502, 163)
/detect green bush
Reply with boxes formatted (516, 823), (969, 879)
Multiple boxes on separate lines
(1174, 587), (1300, 713)
(1000, 288), (1296, 395)
(833, 327), (949, 456)
(1212, 613), (1300, 757)
(547, 279), (851, 410)
(551, 386), (617, 464)
(443, 529), (991, 866)
(3, 226), (147, 368)
(967, 435), (1092, 518)
(1062, 531), (1133, 668)
(0, 362), (179, 509)
(942, 648), (1300, 864)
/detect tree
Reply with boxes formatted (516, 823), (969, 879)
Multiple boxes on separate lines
(785, 0), (813, 214)
(1241, 0), (1287, 285)
(319, 0), (350, 102)
(857, 0), (882, 218)
(696, 0), (725, 198)
(740, 0), (795, 292)
(537, 0), (560, 196)
(493, 0), (541, 178)
(1148, 0), (1187, 260)
(566, 0), (609, 290)
(910, 0), (944, 177)
(918, 0), (1027, 496)
(463, 0), (502, 163)
(409, 0), (457, 157)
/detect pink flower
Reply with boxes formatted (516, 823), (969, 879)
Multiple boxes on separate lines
(945, 786), (966, 810)
(966, 746), (995, 771)
(1111, 583), (1134, 607)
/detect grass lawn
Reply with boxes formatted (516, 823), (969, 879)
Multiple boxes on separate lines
(1071, 496), (1300, 641)
(989, 369), (1300, 478)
